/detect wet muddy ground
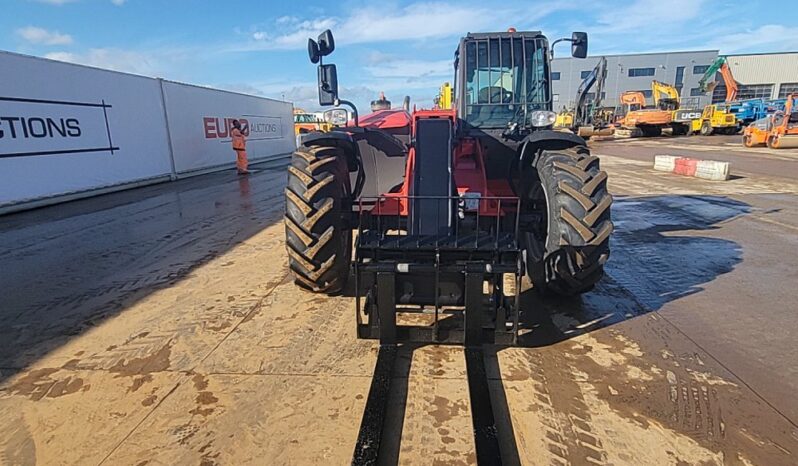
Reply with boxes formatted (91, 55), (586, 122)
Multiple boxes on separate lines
(1, 140), (797, 465)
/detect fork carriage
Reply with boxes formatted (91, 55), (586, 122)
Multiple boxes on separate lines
(355, 194), (522, 345)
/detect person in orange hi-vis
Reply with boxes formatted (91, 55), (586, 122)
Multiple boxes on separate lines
(231, 119), (250, 175)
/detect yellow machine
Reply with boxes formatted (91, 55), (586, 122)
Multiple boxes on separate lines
(435, 82), (453, 109)
(554, 109), (574, 129)
(693, 104), (738, 135)
(652, 80), (691, 135)
(651, 80), (680, 110)
(293, 108), (331, 135)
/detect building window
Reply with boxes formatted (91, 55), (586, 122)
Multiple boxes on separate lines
(551, 71), (561, 80)
(778, 83), (798, 98)
(693, 65), (709, 75)
(690, 87), (705, 97)
(628, 67), (655, 77)
(580, 70), (591, 79)
(737, 84), (774, 100)
(675, 66), (685, 86)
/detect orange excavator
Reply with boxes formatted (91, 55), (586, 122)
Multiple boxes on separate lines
(617, 84), (674, 137)
(620, 91), (646, 112)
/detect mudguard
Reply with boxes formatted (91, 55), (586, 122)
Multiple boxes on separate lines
(300, 130), (359, 171)
(520, 130), (587, 164)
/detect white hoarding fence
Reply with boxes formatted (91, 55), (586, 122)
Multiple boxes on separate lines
(0, 51), (173, 208)
(0, 51), (295, 212)
(0, 97), (117, 158)
(161, 80), (294, 174)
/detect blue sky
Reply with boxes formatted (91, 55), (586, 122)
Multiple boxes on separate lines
(3, 0), (797, 111)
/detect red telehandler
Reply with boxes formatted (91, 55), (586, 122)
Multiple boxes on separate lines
(284, 28), (613, 464)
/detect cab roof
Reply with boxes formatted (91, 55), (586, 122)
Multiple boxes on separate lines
(463, 31), (545, 40)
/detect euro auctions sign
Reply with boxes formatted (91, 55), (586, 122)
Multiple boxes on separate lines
(203, 115), (282, 142)
(0, 96), (118, 159)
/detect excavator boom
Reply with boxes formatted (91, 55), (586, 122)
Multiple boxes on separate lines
(651, 80), (680, 110)
(698, 56), (738, 102)
(573, 57), (607, 127)
(719, 63), (738, 101)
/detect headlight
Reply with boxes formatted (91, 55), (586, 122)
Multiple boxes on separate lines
(529, 110), (557, 127)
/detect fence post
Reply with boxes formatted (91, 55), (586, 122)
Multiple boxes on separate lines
(157, 78), (178, 180)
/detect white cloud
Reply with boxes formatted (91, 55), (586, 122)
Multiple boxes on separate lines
(251, 17), (337, 48)
(364, 59), (452, 79)
(16, 26), (73, 45)
(33, 0), (77, 4)
(276, 15), (298, 25)
(712, 25), (798, 53)
(215, 83), (266, 96)
(44, 48), (161, 75)
(42, 51), (76, 62)
(238, 1), (566, 51)
(596, 0), (704, 34)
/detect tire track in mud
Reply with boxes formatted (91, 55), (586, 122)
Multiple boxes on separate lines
(550, 281), (797, 465)
(503, 253), (796, 466)
(502, 339), (610, 465)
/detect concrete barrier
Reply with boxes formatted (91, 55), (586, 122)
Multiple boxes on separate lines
(694, 160), (730, 181)
(653, 155), (730, 181)
(653, 155), (678, 172)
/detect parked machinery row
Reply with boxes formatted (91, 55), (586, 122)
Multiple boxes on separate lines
(556, 53), (792, 143)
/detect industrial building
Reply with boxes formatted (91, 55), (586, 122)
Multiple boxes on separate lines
(552, 50), (798, 111)
(712, 52), (798, 102)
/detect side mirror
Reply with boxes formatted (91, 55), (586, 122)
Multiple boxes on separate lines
(308, 39), (320, 64)
(317, 29), (335, 56)
(324, 108), (348, 126)
(571, 32), (588, 58)
(318, 64), (338, 106)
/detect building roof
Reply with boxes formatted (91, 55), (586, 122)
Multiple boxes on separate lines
(726, 51), (798, 57)
(552, 49), (719, 61)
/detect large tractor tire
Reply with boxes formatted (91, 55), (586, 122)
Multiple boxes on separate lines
(700, 121), (714, 136)
(528, 147), (613, 295)
(284, 145), (352, 293)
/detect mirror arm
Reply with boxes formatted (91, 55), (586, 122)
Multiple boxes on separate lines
(550, 37), (574, 60)
(335, 99), (359, 126)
